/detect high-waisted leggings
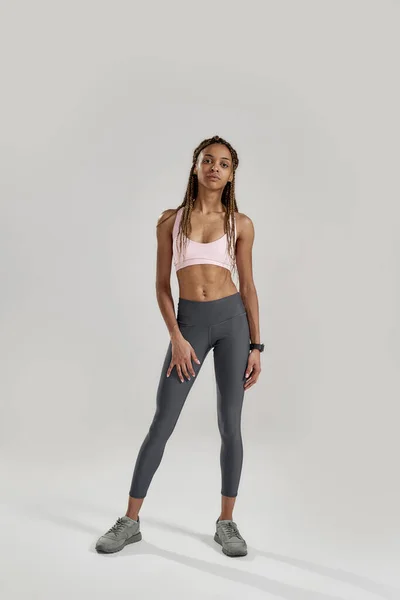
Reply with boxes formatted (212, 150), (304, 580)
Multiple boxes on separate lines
(129, 291), (251, 498)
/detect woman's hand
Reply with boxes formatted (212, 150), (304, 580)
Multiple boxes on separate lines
(167, 333), (201, 382)
(244, 349), (261, 390)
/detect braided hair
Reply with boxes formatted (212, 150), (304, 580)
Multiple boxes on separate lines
(173, 135), (240, 282)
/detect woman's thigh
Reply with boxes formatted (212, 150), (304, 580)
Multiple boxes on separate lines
(211, 312), (250, 425)
(152, 322), (212, 430)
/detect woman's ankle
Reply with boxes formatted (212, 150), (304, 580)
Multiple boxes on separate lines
(126, 513), (139, 521)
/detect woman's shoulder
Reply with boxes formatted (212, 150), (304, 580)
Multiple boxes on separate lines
(236, 211), (253, 224)
(235, 210), (251, 221)
(234, 211), (254, 240)
(156, 207), (180, 229)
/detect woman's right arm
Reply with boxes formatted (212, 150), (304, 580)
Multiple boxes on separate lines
(155, 209), (182, 340)
(155, 209), (200, 381)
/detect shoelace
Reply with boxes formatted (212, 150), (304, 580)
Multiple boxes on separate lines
(106, 517), (126, 536)
(219, 521), (243, 540)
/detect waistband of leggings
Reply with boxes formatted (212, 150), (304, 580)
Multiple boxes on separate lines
(177, 292), (246, 326)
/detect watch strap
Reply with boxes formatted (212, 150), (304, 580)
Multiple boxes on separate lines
(249, 343), (264, 352)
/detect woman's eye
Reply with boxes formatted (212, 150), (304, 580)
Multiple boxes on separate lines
(203, 159), (229, 168)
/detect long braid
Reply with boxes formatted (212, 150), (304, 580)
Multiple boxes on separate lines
(173, 135), (240, 283)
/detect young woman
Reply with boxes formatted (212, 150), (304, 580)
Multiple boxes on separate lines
(96, 135), (264, 558)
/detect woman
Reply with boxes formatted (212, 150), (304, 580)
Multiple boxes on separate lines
(96, 135), (264, 558)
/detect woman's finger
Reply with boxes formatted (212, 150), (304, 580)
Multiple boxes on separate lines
(244, 373), (260, 389)
(176, 364), (184, 383)
(187, 358), (196, 377)
(191, 349), (201, 366)
(244, 368), (253, 381)
(244, 372), (256, 387)
(180, 362), (191, 381)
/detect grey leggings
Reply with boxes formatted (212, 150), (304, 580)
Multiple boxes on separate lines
(129, 291), (251, 498)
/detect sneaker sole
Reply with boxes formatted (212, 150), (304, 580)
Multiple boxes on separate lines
(96, 531), (142, 554)
(214, 532), (247, 557)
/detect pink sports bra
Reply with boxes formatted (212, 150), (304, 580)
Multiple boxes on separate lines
(172, 206), (237, 272)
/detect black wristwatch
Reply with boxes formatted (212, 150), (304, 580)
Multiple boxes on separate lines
(249, 343), (265, 352)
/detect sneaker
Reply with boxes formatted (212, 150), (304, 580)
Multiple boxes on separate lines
(214, 518), (248, 557)
(95, 515), (142, 553)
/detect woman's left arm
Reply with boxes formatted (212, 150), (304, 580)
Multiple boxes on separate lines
(235, 213), (262, 390)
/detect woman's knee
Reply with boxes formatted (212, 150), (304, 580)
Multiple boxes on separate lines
(148, 415), (177, 442)
(218, 418), (242, 441)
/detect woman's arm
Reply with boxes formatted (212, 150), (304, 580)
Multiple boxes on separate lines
(155, 208), (200, 382)
(155, 209), (183, 341)
(235, 213), (261, 345)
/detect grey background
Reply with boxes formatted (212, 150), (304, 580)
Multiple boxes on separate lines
(1, 0), (399, 598)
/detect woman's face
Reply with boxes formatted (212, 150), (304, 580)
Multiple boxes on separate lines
(194, 144), (233, 190)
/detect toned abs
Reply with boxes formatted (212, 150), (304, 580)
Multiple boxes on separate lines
(177, 264), (238, 302)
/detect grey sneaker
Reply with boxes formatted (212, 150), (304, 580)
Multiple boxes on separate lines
(95, 515), (142, 553)
(214, 518), (248, 557)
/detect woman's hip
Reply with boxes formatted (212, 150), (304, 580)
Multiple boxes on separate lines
(176, 292), (246, 327)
